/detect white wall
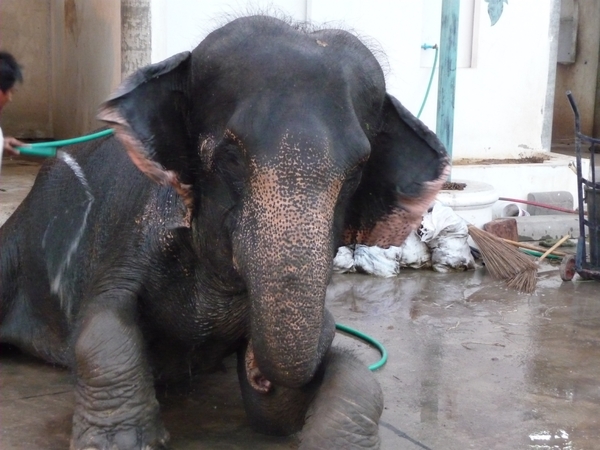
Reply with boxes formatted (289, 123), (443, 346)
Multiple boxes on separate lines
(453, 0), (560, 159)
(150, 0), (307, 62)
(150, 0), (560, 160)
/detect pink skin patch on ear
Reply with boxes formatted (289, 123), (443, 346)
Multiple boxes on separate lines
(357, 160), (450, 248)
(99, 108), (193, 226)
(245, 340), (273, 394)
(199, 135), (217, 171)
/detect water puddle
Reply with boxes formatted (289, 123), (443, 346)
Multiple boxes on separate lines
(529, 429), (573, 450)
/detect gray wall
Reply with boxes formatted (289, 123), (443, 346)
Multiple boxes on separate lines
(0, 0), (53, 138)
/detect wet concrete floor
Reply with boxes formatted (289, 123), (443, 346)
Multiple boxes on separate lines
(1, 157), (600, 449)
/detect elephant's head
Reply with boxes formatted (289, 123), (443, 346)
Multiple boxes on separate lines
(98, 16), (448, 388)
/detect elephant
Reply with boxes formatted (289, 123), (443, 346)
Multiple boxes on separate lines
(0, 15), (448, 450)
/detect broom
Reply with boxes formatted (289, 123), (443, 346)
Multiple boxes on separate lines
(467, 224), (538, 293)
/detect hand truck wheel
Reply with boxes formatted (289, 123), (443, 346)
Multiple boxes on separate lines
(559, 254), (576, 281)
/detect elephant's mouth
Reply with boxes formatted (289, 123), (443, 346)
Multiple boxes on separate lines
(245, 340), (273, 394)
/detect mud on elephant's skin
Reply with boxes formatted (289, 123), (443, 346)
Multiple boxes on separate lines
(0, 15), (448, 450)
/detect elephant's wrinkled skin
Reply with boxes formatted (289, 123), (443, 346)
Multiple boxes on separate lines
(0, 16), (448, 450)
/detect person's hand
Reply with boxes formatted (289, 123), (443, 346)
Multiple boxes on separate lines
(3, 136), (28, 156)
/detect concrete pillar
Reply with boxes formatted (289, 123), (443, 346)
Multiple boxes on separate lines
(121, 0), (151, 79)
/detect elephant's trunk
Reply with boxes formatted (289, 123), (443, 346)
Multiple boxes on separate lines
(234, 164), (341, 388)
(247, 272), (334, 388)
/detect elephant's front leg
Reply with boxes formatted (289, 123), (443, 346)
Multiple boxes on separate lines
(71, 292), (169, 450)
(299, 348), (383, 449)
(238, 344), (383, 449)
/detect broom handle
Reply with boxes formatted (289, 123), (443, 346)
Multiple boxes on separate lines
(501, 239), (568, 257)
(538, 234), (571, 263)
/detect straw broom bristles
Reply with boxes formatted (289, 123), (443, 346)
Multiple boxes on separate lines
(467, 225), (538, 293)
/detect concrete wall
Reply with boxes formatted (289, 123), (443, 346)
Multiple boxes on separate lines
(552, 0), (600, 144)
(51, 0), (121, 139)
(150, 0), (561, 160)
(0, 0), (53, 139)
(0, 0), (120, 140)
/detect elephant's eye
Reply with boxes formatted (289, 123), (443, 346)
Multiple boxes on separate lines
(344, 162), (365, 190)
(350, 156), (368, 175)
(212, 142), (247, 198)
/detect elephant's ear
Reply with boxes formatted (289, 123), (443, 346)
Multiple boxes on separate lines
(344, 94), (450, 248)
(97, 51), (194, 213)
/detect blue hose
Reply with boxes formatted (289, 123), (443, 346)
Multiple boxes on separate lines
(335, 323), (388, 371)
(16, 129), (114, 157)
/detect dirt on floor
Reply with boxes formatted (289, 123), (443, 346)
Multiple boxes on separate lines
(453, 153), (551, 166)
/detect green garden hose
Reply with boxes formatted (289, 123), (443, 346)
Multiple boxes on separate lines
(16, 129), (114, 157)
(520, 249), (562, 261)
(336, 323), (388, 371)
(417, 44), (439, 119)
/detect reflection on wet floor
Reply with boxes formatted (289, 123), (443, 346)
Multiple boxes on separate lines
(329, 269), (600, 450)
(1, 267), (600, 449)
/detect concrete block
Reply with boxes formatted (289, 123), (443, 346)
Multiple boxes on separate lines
(515, 215), (580, 241)
(527, 191), (573, 215)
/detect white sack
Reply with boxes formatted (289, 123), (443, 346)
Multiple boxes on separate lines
(332, 246), (356, 273)
(398, 230), (431, 269)
(353, 244), (401, 278)
(420, 201), (475, 273)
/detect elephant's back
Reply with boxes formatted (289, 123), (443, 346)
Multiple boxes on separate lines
(0, 134), (159, 321)
(13, 132), (153, 255)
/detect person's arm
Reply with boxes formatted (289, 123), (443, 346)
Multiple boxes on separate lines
(3, 136), (27, 155)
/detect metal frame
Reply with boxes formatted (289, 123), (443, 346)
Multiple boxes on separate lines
(567, 91), (600, 280)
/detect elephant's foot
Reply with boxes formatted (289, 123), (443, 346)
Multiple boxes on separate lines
(70, 381), (168, 450)
(299, 348), (383, 449)
(71, 296), (169, 449)
(70, 408), (169, 450)
(238, 345), (382, 447)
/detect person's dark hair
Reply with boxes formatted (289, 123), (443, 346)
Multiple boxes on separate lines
(0, 51), (23, 93)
